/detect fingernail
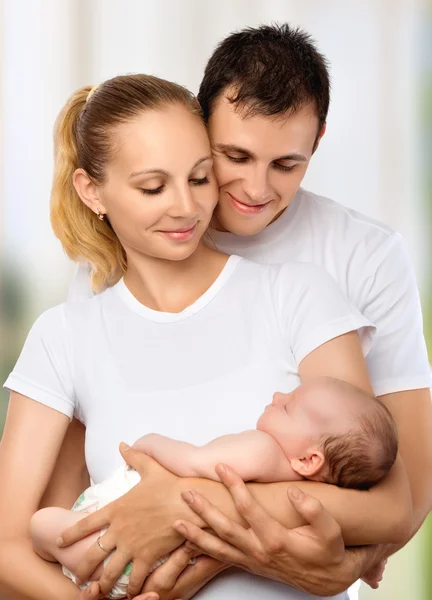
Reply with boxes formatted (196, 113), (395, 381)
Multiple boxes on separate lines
(175, 521), (187, 534)
(56, 536), (64, 547)
(182, 490), (195, 504)
(217, 464), (226, 474)
(119, 442), (130, 451)
(289, 487), (304, 501)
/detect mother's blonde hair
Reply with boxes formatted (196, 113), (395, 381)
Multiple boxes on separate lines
(51, 74), (203, 292)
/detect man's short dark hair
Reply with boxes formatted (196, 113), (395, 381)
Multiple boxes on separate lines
(198, 23), (330, 133)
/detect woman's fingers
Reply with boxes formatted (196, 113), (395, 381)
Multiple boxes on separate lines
(73, 531), (117, 583)
(76, 581), (100, 599)
(58, 507), (110, 547)
(119, 444), (159, 478)
(126, 559), (152, 598)
(173, 519), (245, 564)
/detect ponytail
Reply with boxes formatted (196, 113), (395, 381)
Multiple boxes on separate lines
(50, 86), (126, 292)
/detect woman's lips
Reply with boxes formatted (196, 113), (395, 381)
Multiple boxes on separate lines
(158, 224), (197, 241)
(227, 192), (270, 214)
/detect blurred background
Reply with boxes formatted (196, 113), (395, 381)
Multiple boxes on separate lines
(0, 0), (431, 598)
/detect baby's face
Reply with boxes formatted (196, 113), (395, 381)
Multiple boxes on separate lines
(256, 385), (357, 459)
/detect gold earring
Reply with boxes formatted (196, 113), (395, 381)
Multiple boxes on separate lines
(96, 208), (105, 221)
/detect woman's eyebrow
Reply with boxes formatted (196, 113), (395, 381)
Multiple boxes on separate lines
(129, 156), (213, 179)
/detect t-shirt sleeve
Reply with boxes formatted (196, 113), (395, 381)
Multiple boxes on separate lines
(68, 263), (95, 302)
(277, 262), (376, 365)
(3, 305), (76, 419)
(359, 233), (431, 396)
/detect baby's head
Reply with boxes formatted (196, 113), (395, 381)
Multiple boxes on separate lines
(257, 378), (398, 490)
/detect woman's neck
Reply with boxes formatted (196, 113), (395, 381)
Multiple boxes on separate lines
(123, 243), (230, 313)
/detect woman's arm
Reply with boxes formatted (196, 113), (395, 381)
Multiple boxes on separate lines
(39, 417), (90, 510)
(0, 392), (87, 600)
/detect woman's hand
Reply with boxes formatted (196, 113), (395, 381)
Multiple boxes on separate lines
(58, 446), (203, 599)
(172, 464), (363, 597)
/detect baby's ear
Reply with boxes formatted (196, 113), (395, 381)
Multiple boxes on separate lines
(291, 450), (325, 478)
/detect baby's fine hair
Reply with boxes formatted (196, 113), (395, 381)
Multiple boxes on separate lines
(321, 395), (398, 490)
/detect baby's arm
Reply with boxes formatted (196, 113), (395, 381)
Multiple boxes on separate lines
(132, 431), (301, 482)
(30, 507), (103, 579)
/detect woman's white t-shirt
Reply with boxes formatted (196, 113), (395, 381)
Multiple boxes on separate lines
(6, 257), (373, 600)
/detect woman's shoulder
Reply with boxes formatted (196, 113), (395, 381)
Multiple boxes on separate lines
(29, 288), (112, 339)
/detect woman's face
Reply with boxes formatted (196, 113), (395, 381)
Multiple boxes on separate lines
(95, 104), (218, 262)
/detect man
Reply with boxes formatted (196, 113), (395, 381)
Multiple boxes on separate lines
(66, 24), (432, 600)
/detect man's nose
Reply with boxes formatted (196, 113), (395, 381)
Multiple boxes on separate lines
(243, 167), (272, 204)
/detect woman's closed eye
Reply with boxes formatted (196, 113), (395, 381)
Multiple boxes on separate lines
(141, 176), (210, 196)
(190, 176), (210, 186)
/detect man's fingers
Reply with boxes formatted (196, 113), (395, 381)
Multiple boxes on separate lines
(215, 464), (281, 542)
(181, 489), (258, 556)
(287, 487), (342, 543)
(173, 519), (245, 565)
(140, 545), (194, 593)
(58, 509), (110, 547)
(133, 593), (159, 600)
(98, 549), (132, 598)
(126, 559), (151, 598)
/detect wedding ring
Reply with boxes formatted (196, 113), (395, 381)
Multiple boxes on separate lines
(96, 535), (110, 553)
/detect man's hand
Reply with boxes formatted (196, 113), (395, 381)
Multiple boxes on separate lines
(361, 558), (388, 589)
(172, 464), (363, 596)
(137, 544), (226, 600)
(58, 445), (202, 599)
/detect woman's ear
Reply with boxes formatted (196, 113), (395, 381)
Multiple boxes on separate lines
(73, 168), (106, 215)
(290, 450), (325, 478)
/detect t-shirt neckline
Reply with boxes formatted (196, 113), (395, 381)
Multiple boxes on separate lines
(113, 254), (243, 322)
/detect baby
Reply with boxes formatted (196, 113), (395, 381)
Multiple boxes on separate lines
(30, 378), (398, 598)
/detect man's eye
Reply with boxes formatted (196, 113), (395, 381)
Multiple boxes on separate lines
(226, 155), (248, 163)
(273, 163), (294, 172)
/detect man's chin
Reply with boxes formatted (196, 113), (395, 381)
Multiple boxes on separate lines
(214, 209), (272, 237)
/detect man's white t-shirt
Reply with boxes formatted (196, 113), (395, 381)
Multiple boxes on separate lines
(6, 256), (374, 600)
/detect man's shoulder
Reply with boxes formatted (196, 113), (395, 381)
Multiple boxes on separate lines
(298, 188), (396, 243)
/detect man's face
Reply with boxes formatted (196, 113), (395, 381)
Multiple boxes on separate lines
(208, 94), (322, 235)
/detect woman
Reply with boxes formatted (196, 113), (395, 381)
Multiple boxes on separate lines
(0, 74), (410, 600)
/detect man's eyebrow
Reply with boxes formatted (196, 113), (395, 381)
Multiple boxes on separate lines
(129, 156), (213, 179)
(213, 143), (307, 162)
(213, 143), (254, 157)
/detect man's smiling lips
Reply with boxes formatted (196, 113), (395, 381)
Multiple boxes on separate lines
(227, 192), (271, 214)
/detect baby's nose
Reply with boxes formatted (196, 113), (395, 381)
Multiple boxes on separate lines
(272, 392), (287, 406)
